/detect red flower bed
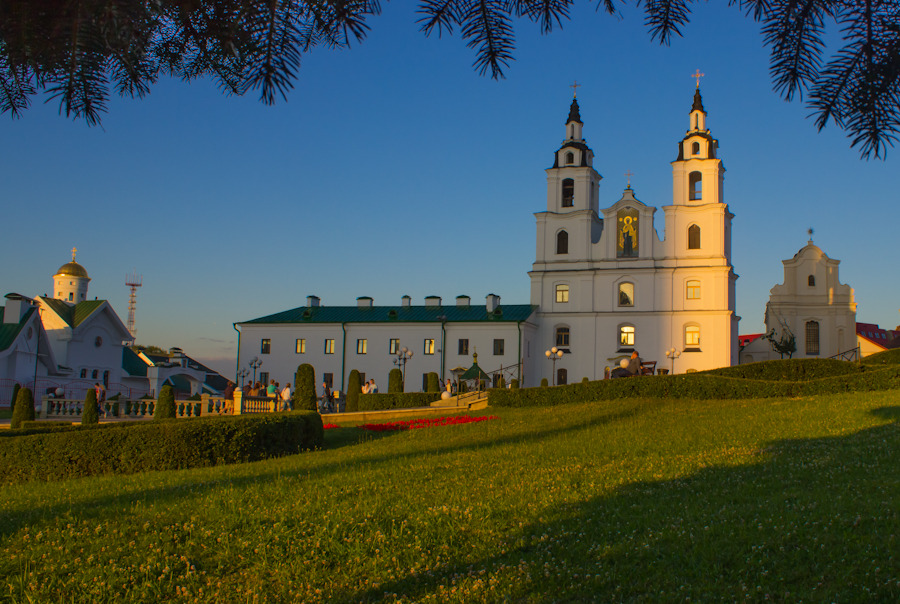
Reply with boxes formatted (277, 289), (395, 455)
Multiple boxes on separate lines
(323, 423), (341, 430)
(360, 415), (498, 432)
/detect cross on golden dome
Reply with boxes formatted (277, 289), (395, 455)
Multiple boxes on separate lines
(570, 80), (581, 98)
(691, 69), (705, 89)
(71, 246), (77, 261)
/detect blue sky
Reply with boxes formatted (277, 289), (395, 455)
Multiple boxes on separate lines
(2, 3), (897, 376)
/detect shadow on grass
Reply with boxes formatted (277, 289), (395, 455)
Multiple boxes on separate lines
(346, 408), (900, 601)
(0, 402), (647, 538)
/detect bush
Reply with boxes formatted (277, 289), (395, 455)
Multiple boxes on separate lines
(0, 411), (324, 485)
(10, 383), (20, 410)
(10, 387), (34, 429)
(346, 369), (361, 412)
(489, 364), (900, 408)
(389, 368), (403, 393)
(704, 358), (859, 381)
(358, 392), (436, 411)
(81, 388), (99, 425)
(498, 376), (506, 389)
(582, 377), (590, 383)
(155, 385), (176, 419)
(21, 421), (72, 429)
(426, 372), (441, 393)
(294, 364), (317, 411)
(863, 348), (900, 366)
(510, 379), (519, 389)
(188, 393), (202, 401)
(540, 378), (549, 388)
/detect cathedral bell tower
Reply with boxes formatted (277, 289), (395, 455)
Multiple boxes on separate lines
(534, 93), (603, 267)
(672, 81), (725, 207)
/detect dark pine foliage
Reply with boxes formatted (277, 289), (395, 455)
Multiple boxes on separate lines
(1, 1), (897, 157)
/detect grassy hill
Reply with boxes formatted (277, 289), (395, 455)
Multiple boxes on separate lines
(2, 388), (899, 601)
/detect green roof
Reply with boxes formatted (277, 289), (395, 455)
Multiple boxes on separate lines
(240, 303), (537, 325)
(0, 307), (34, 352)
(122, 347), (149, 377)
(41, 298), (105, 327)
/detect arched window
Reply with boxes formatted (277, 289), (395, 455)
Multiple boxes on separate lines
(561, 179), (574, 207)
(619, 325), (635, 349)
(555, 284), (569, 303)
(557, 368), (568, 386)
(556, 231), (569, 254)
(688, 224), (701, 249)
(618, 282), (634, 307)
(565, 152), (574, 165)
(555, 326), (570, 347)
(808, 275), (815, 286)
(686, 280), (701, 300)
(689, 171), (702, 200)
(691, 141), (700, 155)
(806, 321), (820, 355)
(685, 325), (700, 349)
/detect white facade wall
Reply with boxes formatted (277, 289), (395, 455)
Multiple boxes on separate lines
(238, 318), (536, 392)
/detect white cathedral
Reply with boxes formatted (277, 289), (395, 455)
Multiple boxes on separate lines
(236, 86), (739, 390)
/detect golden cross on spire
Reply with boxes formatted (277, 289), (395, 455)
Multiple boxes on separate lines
(691, 69), (705, 89)
(624, 170), (634, 188)
(570, 80), (581, 98)
(808, 227), (814, 241)
(71, 246), (77, 261)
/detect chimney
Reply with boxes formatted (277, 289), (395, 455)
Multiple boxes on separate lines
(425, 296), (441, 308)
(357, 296), (373, 308)
(401, 295), (411, 308)
(456, 295), (471, 307)
(3, 293), (32, 324)
(307, 295), (320, 307)
(486, 293), (500, 312)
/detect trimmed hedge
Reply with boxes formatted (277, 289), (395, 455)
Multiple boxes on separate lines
(489, 364), (900, 408)
(155, 384), (176, 419)
(357, 392), (439, 411)
(863, 348), (900, 366)
(0, 411), (324, 485)
(704, 358), (860, 381)
(10, 387), (34, 429)
(82, 388), (99, 425)
(346, 369), (361, 412)
(294, 364), (317, 411)
(388, 368), (403, 393)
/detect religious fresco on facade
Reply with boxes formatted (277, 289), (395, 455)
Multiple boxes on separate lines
(617, 208), (639, 257)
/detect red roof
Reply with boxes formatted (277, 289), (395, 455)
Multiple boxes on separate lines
(738, 333), (765, 348)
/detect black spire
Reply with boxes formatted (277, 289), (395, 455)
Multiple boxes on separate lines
(691, 88), (705, 113)
(567, 98), (582, 124)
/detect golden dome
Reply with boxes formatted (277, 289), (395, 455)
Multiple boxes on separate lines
(55, 261), (89, 279)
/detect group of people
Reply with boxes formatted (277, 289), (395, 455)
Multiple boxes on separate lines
(238, 379), (293, 411)
(360, 379), (378, 394)
(610, 350), (644, 378)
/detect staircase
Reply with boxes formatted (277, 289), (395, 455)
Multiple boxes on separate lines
(430, 391), (489, 411)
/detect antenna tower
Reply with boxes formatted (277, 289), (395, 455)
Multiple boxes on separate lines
(125, 271), (143, 339)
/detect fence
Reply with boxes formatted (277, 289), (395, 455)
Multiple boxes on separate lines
(1, 378), (149, 407)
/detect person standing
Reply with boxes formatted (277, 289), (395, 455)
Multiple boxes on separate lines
(280, 382), (292, 411)
(368, 379), (378, 394)
(321, 381), (332, 413)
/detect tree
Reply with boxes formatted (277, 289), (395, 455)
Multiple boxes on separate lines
(10, 386), (34, 429)
(765, 327), (797, 359)
(346, 369), (361, 412)
(82, 388), (99, 425)
(155, 384), (176, 419)
(293, 364), (317, 411)
(388, 368), (403, 393)
(1, 1), (896, 157)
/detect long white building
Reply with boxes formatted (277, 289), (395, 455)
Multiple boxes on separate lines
(236, 86), (739, 390)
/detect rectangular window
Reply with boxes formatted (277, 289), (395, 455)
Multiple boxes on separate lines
(259, 371), (269, 385)
(619, 326), (635, 348)
(458, 339), (469, 355)
(424, 339), (435, 355)
(324, 339), (335, 354)
(806, 321), (820, 355)
(323, 373), (333, 389)
(260, 339), (271, 354)
(295, 338), (306, 354)
(556, 327), (570, 347)
(389, 338), (400, 354)
(493, 339), (505, 355)
(686, 280), (701, 300)
(556, 284), (569, 303)
(685, 325), (701, 348)
(357, 339), (367, 354)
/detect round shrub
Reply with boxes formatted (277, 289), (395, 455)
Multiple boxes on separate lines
(81, 388), (99, 425)
(540, 378), (549, 388)
(155, 385), (176, 419)
(510, 379), (519, 389)
(294, 364), (317, 411)
(346, 369), (361, 412)
(426, 372), (441, 393)
(388, 368), (403, 393)
(498, 376), (506, 389)
(10, 387), (34, 430)
(582, 377), (590, 383)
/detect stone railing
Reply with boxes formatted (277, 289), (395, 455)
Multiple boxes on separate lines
(41, 394), (237, 421)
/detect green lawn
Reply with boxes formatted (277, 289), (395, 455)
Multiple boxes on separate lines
(2, 391), (899, 602)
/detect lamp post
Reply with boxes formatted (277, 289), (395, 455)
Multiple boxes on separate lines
(545, 346), (563, 385)
(237, 368), (250, 388)
(249, 356), (263, 384)
(666, 347), (681, 375)
(394, 346), (413, 390)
